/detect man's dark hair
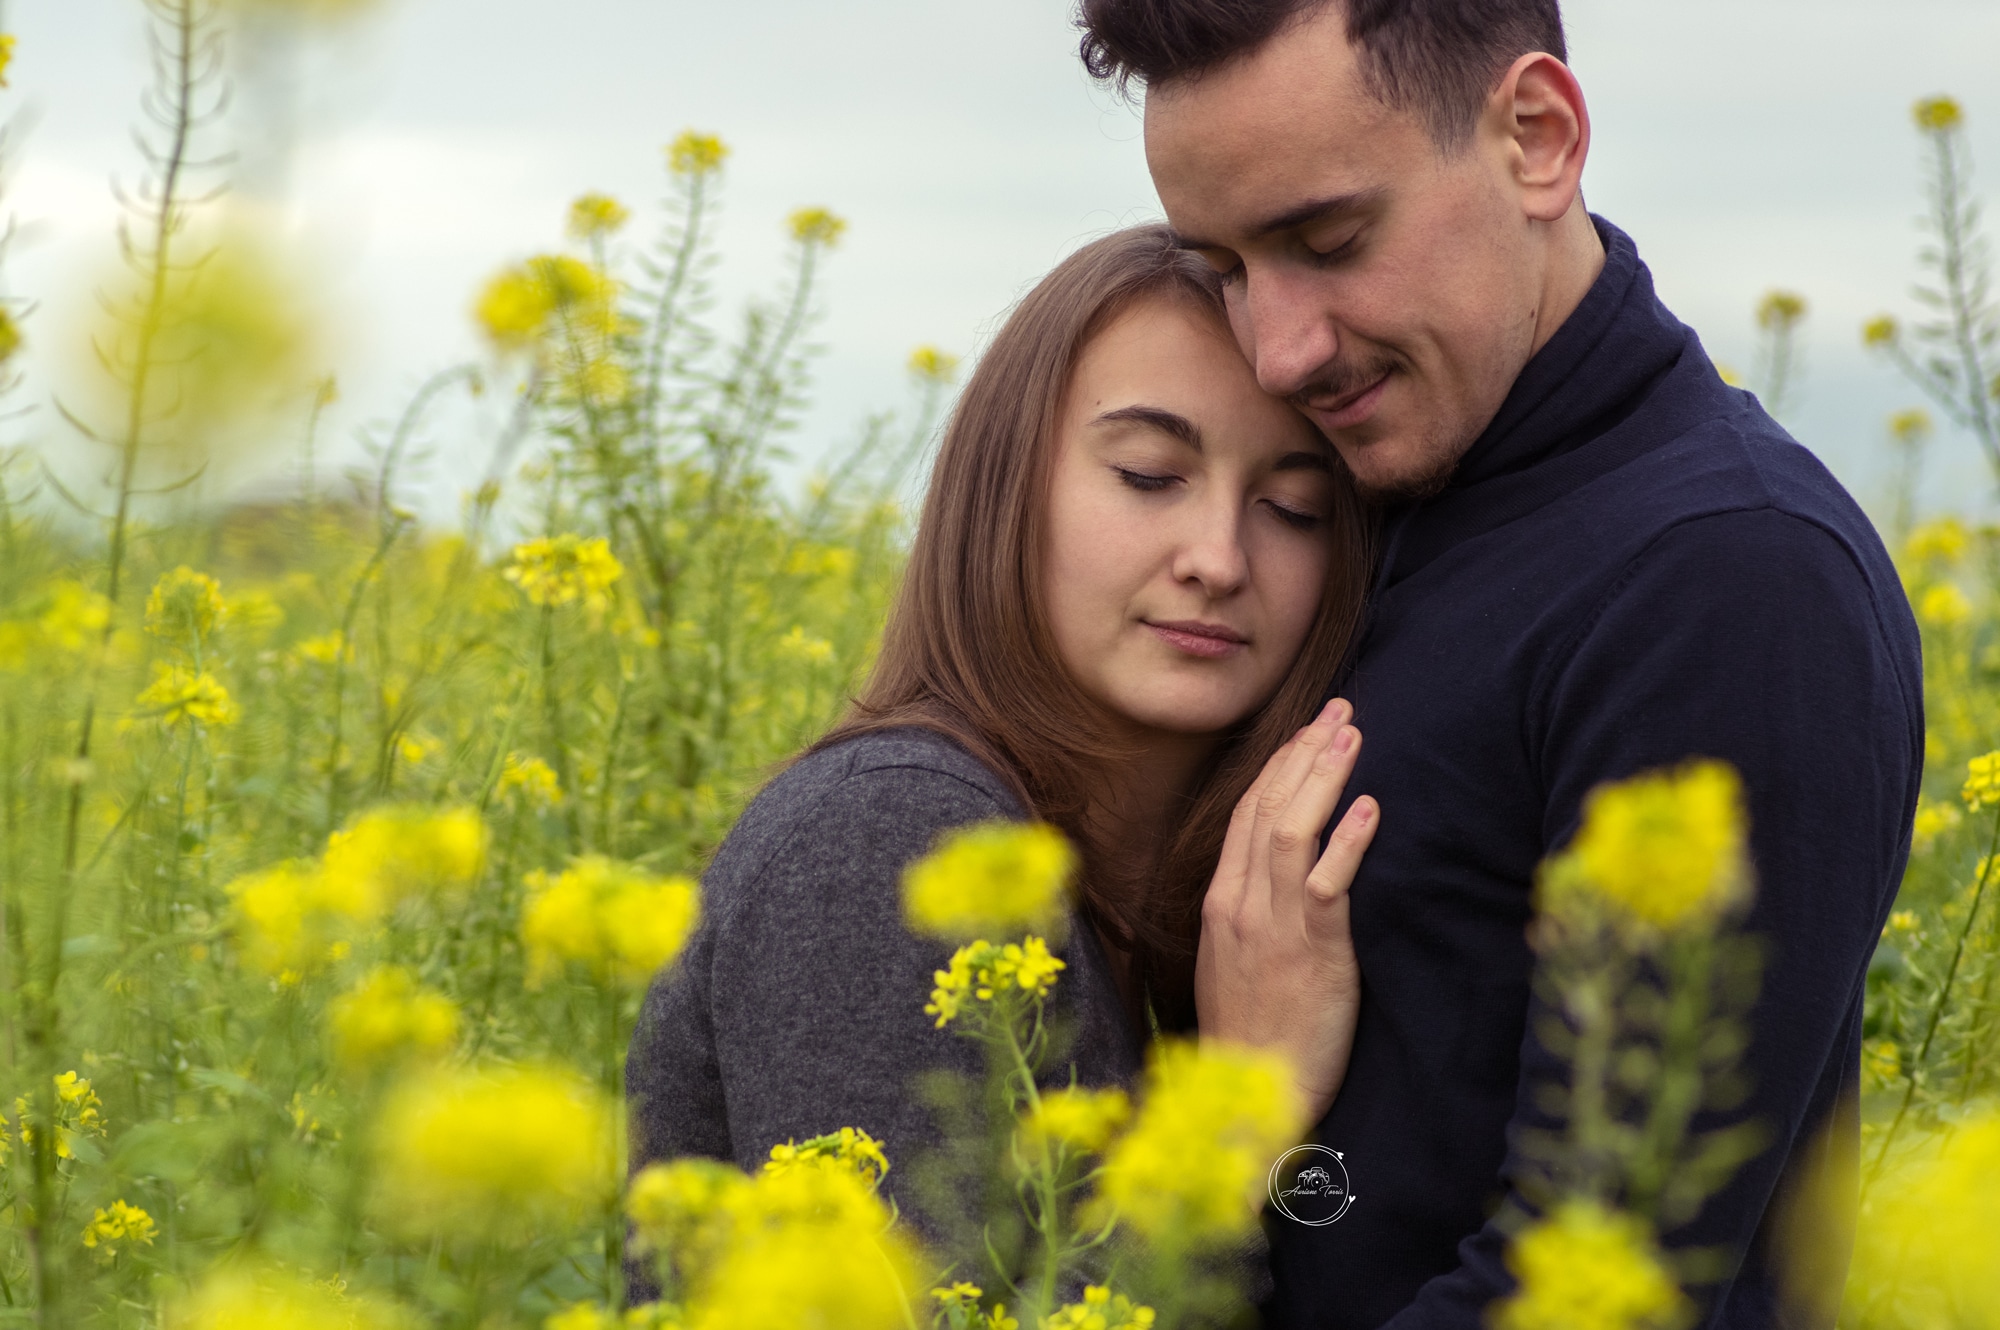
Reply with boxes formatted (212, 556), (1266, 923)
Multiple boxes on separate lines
(1077, 0), (1567, 149)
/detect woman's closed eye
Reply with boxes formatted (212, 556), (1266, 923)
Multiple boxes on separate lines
(1264, 499), (1322, 531)
(1113, 466), (1179, 493)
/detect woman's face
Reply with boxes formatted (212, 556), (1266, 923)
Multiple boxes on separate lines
(1042, 293), (1340, 744)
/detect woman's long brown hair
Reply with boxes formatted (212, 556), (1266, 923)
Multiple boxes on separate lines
(813, 224), (1374, 1036)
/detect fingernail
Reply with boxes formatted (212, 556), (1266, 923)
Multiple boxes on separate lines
(1318, 699), (1340, 724)
(1350, 798), (1375, 825)
(1334, 726), (1356, 754)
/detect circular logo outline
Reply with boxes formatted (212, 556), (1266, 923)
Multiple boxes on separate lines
(1267, 1143), (1356, 1227)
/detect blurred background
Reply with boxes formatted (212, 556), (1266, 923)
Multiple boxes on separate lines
(6, 0), (1997, 520)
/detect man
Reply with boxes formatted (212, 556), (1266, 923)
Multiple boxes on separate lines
(1075, 2), (1922, 1327)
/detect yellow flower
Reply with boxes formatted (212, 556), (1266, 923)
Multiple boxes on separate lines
(1852, 1110), (2000, 1327)
(908, 345), (960, 383)
(81, 1200), (157, 1259)
(373, 1063), (616, 1241)
(1044, 1285), (1155, 1330)
(167, 1264), (409, 1330)
(763, 1126), (889, 1188)
(1487, 1200), (1691, 1330)
(293, 630), (348, 665)
(0, 34), (15, 87)
(226, 860), (334, 976)
(924, 937), (1066, 1029)
(1022, 1086), (1131, 1155)
(1755, 290), (1806, 330)
(1539, 760), (1749, 938)
(774, 624), (834, 664)
(1862, 315), (1899, 348)
(0, 307), (22, 366)
(145, 566), (227, 644)
(499, 752), (564, 809)
(1914, 96), (1964, 132)
(328, 966), (459, 1069)
(1917, 582), (1972, 627)
(1092, 1038), (1302, 1249)
(475, 255), (620, 352)
(1889, 408), (1934, 447)
(323, 805), (488, 916)
(4, 1071), (109, 1164)
(1913, 799), (1962, 849)
(667, 130), (729, 176)
(38, 582), (112, 651)
(567, 193), (631, 240)
(1861, 1038), (1902, 1088)
(505, 534), (625, 612)
(627, 1157), (751, 1266)
(135, 663), (238, 728)
(1905, 515), (1968, 565)
(788, 207), (847, 248)
(520, 855), (700, 988)
(1963, 751), (2000, 809)
(903, 821), (1074, 941)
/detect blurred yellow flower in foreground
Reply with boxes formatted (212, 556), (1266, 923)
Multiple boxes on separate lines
(567, 193), (631, 240)
(1851, 1111), (2000, 1329)
(81, 1200), (156, 1259)
(1905, 515), (1968, 565)
(167, 1264), (409, 1330)
(136, 663), (238, 728)
(0, 35), (15, 88)
(788, 207), (847, 248)
(1918, 582), (1973, 628)
(520, 855), (700, 988)
(36, 582), (111, 652)
(1022, 1085), (1131, 1155)
(323, 805), (488, 914)
(668, 130), (729, 176)
(328, 966), (459, 1069)
(1488, 1200), (1690, 1330)
(1914, 95), (1964, 132)
(475, 255), (620, 352)
(908, 345), (960, 383)
(373, 1064), (615, 1241)
(903, 820), (1074, 940)
(505, 534), (625, 612)
(145, 566), (227, 645)
(1540, 760), (1749, 937)
(1092, 1038), (1302, 1249)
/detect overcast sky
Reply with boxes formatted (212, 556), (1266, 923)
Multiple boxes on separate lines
(6, 0), (1998, 524)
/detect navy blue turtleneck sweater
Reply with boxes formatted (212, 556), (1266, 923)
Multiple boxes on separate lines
(1264, 219), (1923, 1329)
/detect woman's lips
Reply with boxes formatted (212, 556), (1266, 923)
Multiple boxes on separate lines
(1146, 620), (1248, 659)
(1308, 372), (1391, 432)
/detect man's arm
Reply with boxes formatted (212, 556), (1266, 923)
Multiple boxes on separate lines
(1381, 507), (1922, 1329)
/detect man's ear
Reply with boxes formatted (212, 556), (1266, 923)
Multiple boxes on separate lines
(1490, 51), (1590, 224)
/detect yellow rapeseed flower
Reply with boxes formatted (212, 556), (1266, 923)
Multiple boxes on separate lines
(1861, 1038), (1902, 1089)
(520, 855), (700, 988)
(499, 752), (564, 809)
(764, 1126), (890, 1188)
(37, 583), (111, 652)
(1540, 760), (1749, 938)
(1914, 96), (1964, 132)
(1905, 515), (1968, 565)
(1918, 582), (1973, 628)
(1862, 315), (1899, 348)
(1045, 1286), (1155, 1330)
(81, 1200), (157, 1259)
(1092, 1038), (1302, 1249)
(167, 1264), (409, 1330)
(626, 1157), (751, 1266)
(0, 35), (15, 88)
(1756, 290), (1807, 330)
(924, 937), (1066, 1028)
(1963, 751), (2000, 809)
(667, 130), (729, 176)
(545, 1305), (681, 1330)
(1913, 798), (1962, 849)
(567, 193), (631, 240)
(373, 1063), (616, 1241)
(1851, 1110), (2000, 1327)
(903, 821), (1074, 941)
(1487, 1200), (1691, 1330)
(505, 534), (625, 612)
(136, 663), (238, 728)
(1889, 409), (1934, 447)
(1022, 1086), (1132, 1154)
(226, 860), (336, 976)
(145, 566), (227, 645)
(908, 345), (960, 383)
(322, 805), (488, 916)
(475, 255), (620, 353)
(4, 1071), (109, 1164)
(0, 308), (23, 366)
(328, 966), (460, 1069)
(788, 207), (847, 248)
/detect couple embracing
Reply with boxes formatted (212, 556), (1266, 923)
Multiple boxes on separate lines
(628, 2), (1922, 1326)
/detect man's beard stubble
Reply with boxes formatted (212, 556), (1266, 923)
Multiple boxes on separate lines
(1289, 358), (1467, 505)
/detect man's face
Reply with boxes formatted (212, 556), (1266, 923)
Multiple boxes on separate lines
(1145, 8), (1549, 499)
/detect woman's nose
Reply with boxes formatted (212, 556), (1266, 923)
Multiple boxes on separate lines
(1170, 502), (1250, 596)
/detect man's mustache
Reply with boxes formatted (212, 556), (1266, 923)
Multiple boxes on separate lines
(1288, 354), (1402, 415)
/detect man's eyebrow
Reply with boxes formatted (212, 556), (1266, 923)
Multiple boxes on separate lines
(1170, 188), (1386, 251)
(1092, 405), (1202, 450)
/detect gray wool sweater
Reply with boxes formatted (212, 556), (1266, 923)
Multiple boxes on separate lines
(624, 727), (1146, 1241)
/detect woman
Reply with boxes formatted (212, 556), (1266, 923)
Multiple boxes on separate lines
(626, 225), (1379, 1251)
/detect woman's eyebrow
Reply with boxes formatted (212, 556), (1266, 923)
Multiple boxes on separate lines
(1092, 404), (1202, 450)
(1274, 449), (1334, 472)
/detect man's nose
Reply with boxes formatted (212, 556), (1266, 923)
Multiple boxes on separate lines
(1236, 268), (1341, 399)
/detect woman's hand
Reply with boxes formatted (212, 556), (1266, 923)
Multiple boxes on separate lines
(1196, 697), (1378, 1127)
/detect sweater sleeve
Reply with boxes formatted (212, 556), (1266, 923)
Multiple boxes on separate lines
(1380, 507), (1921, 1330)
(624, 757), (1015, 1241)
